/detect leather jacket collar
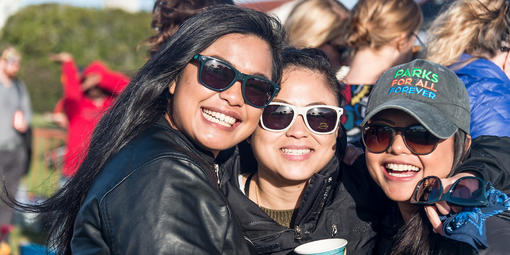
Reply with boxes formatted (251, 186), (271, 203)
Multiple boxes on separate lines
(154, 116), (236, 186)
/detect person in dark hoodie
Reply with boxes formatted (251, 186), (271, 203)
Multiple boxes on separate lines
(222, 48), (386, 254)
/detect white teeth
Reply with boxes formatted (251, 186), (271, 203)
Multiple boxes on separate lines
(281, 148), (311, 155)
(385, 163), (420, 172)
(202, 108), (236, 127)
(388, 172), (416, 177)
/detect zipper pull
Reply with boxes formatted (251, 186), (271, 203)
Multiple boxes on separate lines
(331, 224), (338, 237)
(294, 225), (302, 240)
(214, 163), (220, 185)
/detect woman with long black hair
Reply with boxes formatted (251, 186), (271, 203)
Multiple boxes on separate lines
(17, 5), (285, 254)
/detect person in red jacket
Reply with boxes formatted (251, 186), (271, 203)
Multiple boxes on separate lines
(50, 52), (129, 177)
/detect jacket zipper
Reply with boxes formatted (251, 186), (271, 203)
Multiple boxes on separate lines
(214, 163), (220, 185)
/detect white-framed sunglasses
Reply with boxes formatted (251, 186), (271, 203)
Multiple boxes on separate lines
(260, 102), (343, 135)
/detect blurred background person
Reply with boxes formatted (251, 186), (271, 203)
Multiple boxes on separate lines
(0, 46), (32, 237)
(425, 0), (510, 138)
(267, 0), (300, 25)
(339, 0), (422, 144)
(141, 0), (234, 56)
(49, 52), (129, 180)
(283, 0), (350, 70)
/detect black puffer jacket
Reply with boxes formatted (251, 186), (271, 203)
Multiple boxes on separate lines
(71, 118), (254, 254)
(220, 140), (388, 255)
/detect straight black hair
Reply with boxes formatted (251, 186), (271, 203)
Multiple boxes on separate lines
(12, 5), (285, 254)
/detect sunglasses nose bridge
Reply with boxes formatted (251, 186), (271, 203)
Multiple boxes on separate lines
(232, 70), (244, 85)
(387, 129), (412, 155)
(219, 76), (245, 106)
(285, 111), (309, 137)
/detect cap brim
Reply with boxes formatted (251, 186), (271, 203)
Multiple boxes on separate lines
(361, 98), (458, 139)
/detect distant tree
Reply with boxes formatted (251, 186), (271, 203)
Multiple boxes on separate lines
(0, 4), (153, 113)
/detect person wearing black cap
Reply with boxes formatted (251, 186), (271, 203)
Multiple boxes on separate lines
(362, 59), (510, 254)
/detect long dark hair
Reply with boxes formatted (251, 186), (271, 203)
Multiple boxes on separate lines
(390, 130), (474, 255)
(15, 5), (285, 254)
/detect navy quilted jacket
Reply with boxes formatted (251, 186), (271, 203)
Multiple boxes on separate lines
(452, 54), (510, 138)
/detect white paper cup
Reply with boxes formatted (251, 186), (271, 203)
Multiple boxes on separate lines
(294, 238), (348, 255)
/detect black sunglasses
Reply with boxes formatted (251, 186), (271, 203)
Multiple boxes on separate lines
(260, 102), (344, 135)
(192, 54), (280, 108)
(411, 176), (488, 207)
(362, 124), (441, 155)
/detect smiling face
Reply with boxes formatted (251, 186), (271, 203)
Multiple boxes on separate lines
(365, 109), (455, 202)
(168, 33), (274, 156)
(250, 66), (339, 185)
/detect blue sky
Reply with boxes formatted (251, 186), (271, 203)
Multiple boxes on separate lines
(20, 0), (359, 12)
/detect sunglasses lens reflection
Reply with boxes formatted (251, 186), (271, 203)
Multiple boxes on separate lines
(416, 177), (442, 203)
(404, 126), (438, 154)
(450, 178), (484, 204)
(244, 77), (275, 107)
(201, 60), (236, 90)
(363, 125), (393, 153)
(262, 104), (294, 130)
(306, 107), (338, 133)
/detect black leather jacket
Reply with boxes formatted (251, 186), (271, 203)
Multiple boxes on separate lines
(220, 141), (388, 255)
(71, 118), (253, 254)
